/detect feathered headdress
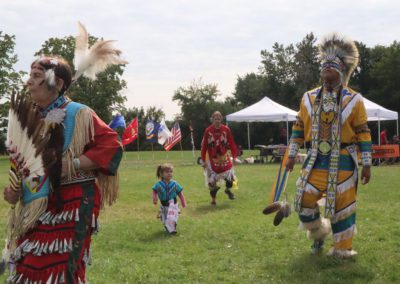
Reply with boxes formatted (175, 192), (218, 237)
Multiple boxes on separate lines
(319, 33), (359, 86)
(73, 22), (128, 81)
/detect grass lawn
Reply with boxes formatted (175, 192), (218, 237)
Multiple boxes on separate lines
(0, 151), (399, 283)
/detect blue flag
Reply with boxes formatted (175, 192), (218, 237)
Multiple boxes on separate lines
(146, 120), (159, 142)
(109, 114), (126, 129)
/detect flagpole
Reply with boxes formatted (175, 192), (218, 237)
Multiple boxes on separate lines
(191, 134), (195, 164)
(122, 146), (127, 168)
(137, 128), (140, 161)
(189, 120), (196, 165)
(151, 142), (154, 161)
(179, 140), (183, 162)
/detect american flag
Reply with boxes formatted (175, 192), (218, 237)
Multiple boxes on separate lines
(164, 122), (181, 151)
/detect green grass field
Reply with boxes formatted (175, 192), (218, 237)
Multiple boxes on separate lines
(0, 151), (399, 284)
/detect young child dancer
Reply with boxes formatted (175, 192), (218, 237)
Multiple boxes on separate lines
(152, 163), (186, 234)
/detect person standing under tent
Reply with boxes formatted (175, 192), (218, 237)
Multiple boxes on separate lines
(380, 128), (388, 145)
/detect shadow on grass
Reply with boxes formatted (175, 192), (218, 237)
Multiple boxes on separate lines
(138, 230), (176, 243)
(284, 253), (375, 283)
(191, 202), (231, 216)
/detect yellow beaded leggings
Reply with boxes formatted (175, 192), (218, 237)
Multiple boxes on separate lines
(299, 165), (357, 250)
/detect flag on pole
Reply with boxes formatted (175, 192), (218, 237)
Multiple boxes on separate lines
(146, 120), (159, 142)
(121, 118), (138, 146)
(109, 114), (126, 129)
(158, 118), (173, 145)
(164, 122), (182, 151)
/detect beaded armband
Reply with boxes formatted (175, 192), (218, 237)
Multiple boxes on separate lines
(288, 142), (299, 158)
(361, 151), (372, 167)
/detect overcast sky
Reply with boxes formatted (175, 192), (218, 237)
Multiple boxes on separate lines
(1, 0), (398, 119)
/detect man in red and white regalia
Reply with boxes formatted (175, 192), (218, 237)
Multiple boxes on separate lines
(201, 111), (238, 205)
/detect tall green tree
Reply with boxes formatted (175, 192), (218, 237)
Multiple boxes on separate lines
(232, 73), (268, 106)
(0, 32), (25, 153)
(293, 33), (320, 97)
(35, 35), (127, 122)
(368, 41), (400, 115)
(0, 32), (24, 99)
(367, 41), (400, 140)
(230, 34), (321, 147)
(0, 33), (24, 115)
(173, 79), (234, 148)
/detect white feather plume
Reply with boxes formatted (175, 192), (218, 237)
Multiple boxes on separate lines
(44, 69), (56, 88)
(73, 22), (128, 81)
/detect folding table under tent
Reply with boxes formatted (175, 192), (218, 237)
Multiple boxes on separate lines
(226, 96), (298, 149)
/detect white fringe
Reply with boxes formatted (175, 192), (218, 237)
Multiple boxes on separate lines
(63, 108), (94, 181)
(307, 218), (332, 241)
(327, 247), (358, 258)
(205, 162), (235, 186)
(331, 203), (357, 224)
(13, 237), (74, 261)
(333, 224), (356, 243)
(303, 182), (321, 196)
(336, 172), (357, 194)
(299, 207), (320, 217)
(299, 217), (321, 231)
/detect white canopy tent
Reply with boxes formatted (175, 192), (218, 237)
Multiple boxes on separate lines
(226, 96), (399, 149)
(226, 97), (298, 149)
(363, 97), (399, 144)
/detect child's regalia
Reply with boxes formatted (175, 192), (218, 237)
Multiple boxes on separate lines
(152, 180), (185, 234)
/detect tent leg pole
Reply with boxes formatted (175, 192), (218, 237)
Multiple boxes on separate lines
(378, 117), (381, 145)
(397, 119), (399, 136)
(247, 123), (251, 150)
(286, 118), (289, 146)
(378, 116), (381, 165)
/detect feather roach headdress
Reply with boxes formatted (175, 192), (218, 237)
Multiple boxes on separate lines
(319, 33), (359, 86)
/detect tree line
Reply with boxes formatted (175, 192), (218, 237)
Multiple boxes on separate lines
(1, 31), (399, 153)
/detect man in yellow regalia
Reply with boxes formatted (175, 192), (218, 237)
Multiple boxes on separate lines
(286, 33), (372, 258)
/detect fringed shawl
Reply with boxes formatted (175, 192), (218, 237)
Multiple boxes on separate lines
(62, 102), (119, 209)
